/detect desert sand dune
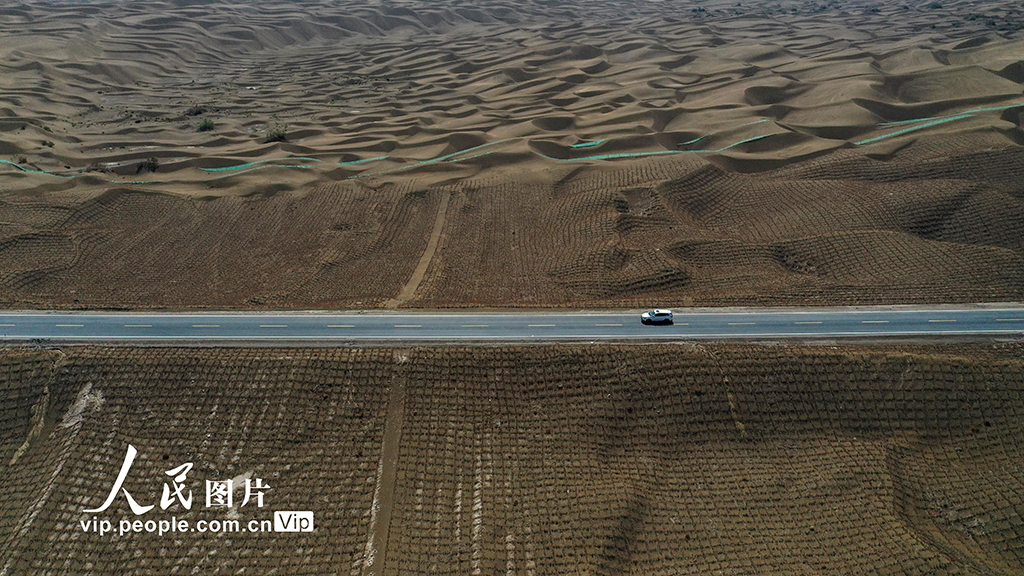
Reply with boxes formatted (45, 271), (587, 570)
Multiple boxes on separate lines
(0, 0), (1023, 308)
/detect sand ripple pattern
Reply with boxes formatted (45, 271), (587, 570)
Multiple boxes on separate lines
(1, 0), (1023, 189)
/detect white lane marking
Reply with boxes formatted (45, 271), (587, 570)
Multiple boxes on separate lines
(794, 321), (822, 325)
(55, 324), (84, 327)
(394, 324), (422, 328)
(861, 320), (889, 324)
(192, 324), (220, 328)
(928, 319), (956, 323)
(996, 318), (1024, 322)
(528, 324), (555, 327)
(461, 324), (489, 328)
(124, 324), (152, 328)
(595, 323), (622, 327)
(674, 323), (689, 326)
(0, 324), (14, 327)
(328, 324), (355, 328)
(728, 322), (756, 326)
(259, 324), (288, 328)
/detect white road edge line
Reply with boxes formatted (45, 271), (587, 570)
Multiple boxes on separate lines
(3, 329), (1023, 340)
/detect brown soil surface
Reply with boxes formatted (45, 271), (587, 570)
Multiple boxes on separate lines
(2, 0), (1024, 308)
(1, 343), (1023, 574)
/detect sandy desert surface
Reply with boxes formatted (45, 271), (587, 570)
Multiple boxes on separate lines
(1, 0), (1023, 308)
(2, 344), (1023, 574)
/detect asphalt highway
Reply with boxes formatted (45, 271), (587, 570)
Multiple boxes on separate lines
(0, 307), (1022, 342)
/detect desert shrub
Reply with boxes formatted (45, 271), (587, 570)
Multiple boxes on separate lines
(137, 156), (159, 173)
(264, 122), (287, 143)
(197, 119), (215, 132)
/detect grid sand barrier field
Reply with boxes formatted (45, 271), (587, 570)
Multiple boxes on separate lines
(1, 344), (1023, 574)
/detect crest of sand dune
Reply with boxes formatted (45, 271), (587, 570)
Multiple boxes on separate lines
(0, 0), (1023, 308)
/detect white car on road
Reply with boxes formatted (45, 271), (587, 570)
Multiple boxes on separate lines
(640, 309), (673, 325)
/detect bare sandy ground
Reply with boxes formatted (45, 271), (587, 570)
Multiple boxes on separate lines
(0, 0), (1023, 308)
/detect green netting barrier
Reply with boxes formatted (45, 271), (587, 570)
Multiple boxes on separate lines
(546, 134), (772, 161)
(198, 157), (320, 172)
(855, 114), (975, 146)
(344, 137), (516, 179)
(860, 103), (1024, 144)
(338, 156), (389, 166)
(570, 139), (607, 148)
(5, 102), (1021, 182)
(0, 159), (75, 178)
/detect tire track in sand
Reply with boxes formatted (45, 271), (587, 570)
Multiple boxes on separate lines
(384, 190), (450, 309)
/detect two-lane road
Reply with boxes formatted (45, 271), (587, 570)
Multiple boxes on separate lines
(0, 307), (1022, 342)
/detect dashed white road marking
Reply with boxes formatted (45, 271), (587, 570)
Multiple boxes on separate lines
(55, 324), (83, 327)
(259, 324), (288, 328)
(394, 324), (422, 328)
(861, 320), (888, 324)
(124, 324), (152, 328)
(192, 324), (220, 328)
(928, 319), (956, 323)
(794, 321), (822, 325)
(328, 324), (355, 328)
(528, 324), (555, 327)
